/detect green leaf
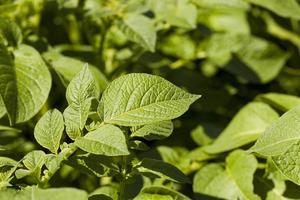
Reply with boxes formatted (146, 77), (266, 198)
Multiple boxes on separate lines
(0, 44), (51, 124)
(0, 125), (21, 132)
(0, 187), (88, 200)
(193, 150), (259, 200)
(75, 124), (129, 156)
(0, 96), (5, 118)
(137, 186), (191, 200)
(137, 158), (190, 183)
(0, 18), (22, 47)
(272, 141), (300, 185)
(43, 51), (108, 94)
(19, 150), (45, 180)
(246, 0), (300, 20)
(256, 93), (300, 112)
(118, 14), (156, 52)
(190, 125), (213, 146)
(64, 65), (96, 140)
(0, 157), (18, 187)
(233, 37), (289, 83)
(101, 73), (200, 126)
(67, 153), (118, 177)
(34, 109), (64, 154)
(131, 120), (173, 140)
(251, 106), (300, 156)
(204, 102), (279, 154)
(64, 99), (91, 140)
(194, 0), (249, 10)
(129, 140), (150, 151)
(149, 0), (198, 29)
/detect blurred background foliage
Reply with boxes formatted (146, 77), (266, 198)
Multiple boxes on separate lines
(0, 0), (300, 199)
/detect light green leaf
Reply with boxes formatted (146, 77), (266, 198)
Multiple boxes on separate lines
(0, 157), (18, 187)
(0, 96), (5, 118)
(0, 18), (22, 47)
(118, 14), (156, 52)
(149, 0), (198, 29)
(101, 73), (200, 126)
(195, 0), (249, 10)
(75, 124), (129, 156)
(233, 37), (289, 83)
(246, 0), (300, 20)
(193, 150), (259, 200)
(256, 93), (300, 112)
(137, 158), (190, 183)
(190, 125), (213, 146)
(204, 102), (279, 154)
(64, 99), (91, 140)
(43, 51), (108, 94)
(34, 109), (64, 154)
(129, 140), (150, 151)
(0, 187), (88, 200)
(21, 150), (45, 180)
(131, 120), (173, 140)
(137, 186), (191, 200)
(0, 44), (51, 124)
(251, 106), (300, 156)
(272, 141), (300, 185)
(0, 125), (21, 132)
(134, 193), (173, 200)
(66, 65), (96, 106)
(64, 65), (96, 140)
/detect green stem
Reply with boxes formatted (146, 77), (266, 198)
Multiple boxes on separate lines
(118, 156), (128, 200)
(97, 23), (109, 73)
(39, 144), (77, 188)
(261, 12), (300, 49)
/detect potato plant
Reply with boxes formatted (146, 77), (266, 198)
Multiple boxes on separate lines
(0, 0), (300, 199)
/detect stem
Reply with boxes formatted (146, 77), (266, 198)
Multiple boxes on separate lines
(97, 23), (109, 72)
(118, 156), (128, 200)
(39, 144), (77, 188)
(261, 12), (300, 49)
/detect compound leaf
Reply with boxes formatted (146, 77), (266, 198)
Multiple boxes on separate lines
(34, 109), (64, 154)
(75, 124), (129, 156)
(64, 65), (96, 140)
(101, 73), (200, 126)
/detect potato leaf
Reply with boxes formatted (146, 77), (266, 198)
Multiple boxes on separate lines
(101, 73), (200, 126)
(34, 109), (64, 154)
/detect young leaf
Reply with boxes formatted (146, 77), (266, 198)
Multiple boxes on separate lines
(64, 65), (96, 140)
(193, 150), (259, 200)
(34, 109), (64, 154)
(272, 140), (300, 185)
(0, 44), (51, 124)
(256, 93), (300, 112)
(130, 120), (173, 140)
(75, 124), (129, 156)
(246, 0), (300, 20)
(136, 158), (190, 183)
(101, 73), (200, 126)
(118, 14), (156, 52)
(251, 105), (300, 156)
(204, 102), (279, 154)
